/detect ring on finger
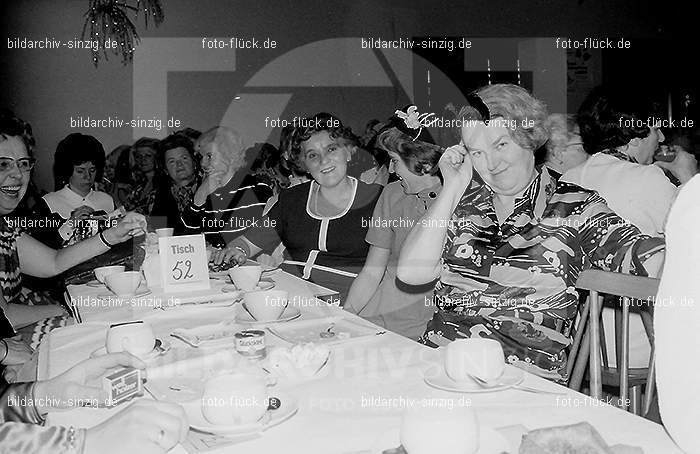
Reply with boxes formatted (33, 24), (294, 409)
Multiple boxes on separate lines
(155, 428), (166, 446)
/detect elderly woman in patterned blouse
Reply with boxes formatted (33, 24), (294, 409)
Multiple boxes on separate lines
(397, 84), (665, 382)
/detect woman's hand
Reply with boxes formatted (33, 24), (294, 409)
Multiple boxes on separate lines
(193, 171), (227, 206)
(1, 337), (33, 366)
(210, 242), (248, 266)
(103, 212), (147, 245)
(439, 144), (473, 197)
(70, 205), (95, 221)
(33, 352), (146, 414)
(655, 146), (698, 184)
(84, 400), (188, 454)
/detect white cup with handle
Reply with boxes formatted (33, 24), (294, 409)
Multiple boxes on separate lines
(105, 321), (156, 357)
(444, 338), (506, 382)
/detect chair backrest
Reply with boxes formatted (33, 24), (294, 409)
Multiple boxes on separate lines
(575, 269), (660, 300)
(572, 269), (660, 410)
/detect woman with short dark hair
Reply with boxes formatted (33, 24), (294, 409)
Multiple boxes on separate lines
(211, 113), (383, 301)
(345, 108), (443, 338)
(148, 133), (200, 234)
(36, 134), (115, 249)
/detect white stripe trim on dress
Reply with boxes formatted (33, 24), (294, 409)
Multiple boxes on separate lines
(283, 260), (358, 278)
(302, 251), (320, 279)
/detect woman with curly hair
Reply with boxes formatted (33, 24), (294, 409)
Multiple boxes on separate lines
(35, 133), (115, 249)
(397, 84), (665, 382)
(211, 113), (383, 300)
(344, 107), (443, 339)
(180, 126), (273, 248)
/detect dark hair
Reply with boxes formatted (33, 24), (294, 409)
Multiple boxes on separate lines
(0, 109), (35, 156)
(288, 112), (358, 174)
(157, 133), (196, 170)
(376, 128), (442, 177)
(53, 133), (106, 190)
(577, 86), (656, 155)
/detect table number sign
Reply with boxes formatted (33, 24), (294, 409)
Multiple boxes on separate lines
(159, 234), (211, 293)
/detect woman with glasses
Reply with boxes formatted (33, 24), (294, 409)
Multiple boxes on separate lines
(33, 133), (115, 249)
(180, 126), (273, 249)
(0, 111), (146, 351)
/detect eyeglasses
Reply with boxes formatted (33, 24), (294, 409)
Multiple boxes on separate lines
(0, 157), (36, 173)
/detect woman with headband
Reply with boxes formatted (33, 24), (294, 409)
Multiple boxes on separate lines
(397, 84), (665, 382)
(345, 107), (442, 339)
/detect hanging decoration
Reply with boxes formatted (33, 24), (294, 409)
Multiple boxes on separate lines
(81, 0), (164, 67)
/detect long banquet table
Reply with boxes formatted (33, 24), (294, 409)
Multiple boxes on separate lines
(38, 269), (683, 453)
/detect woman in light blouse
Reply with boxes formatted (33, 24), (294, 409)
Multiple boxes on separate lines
(345, 108), (442, 339)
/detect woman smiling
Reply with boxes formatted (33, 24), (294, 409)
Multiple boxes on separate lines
(345, 108), (442, 339)
(0, 111), (146, 336)
(397, 85), (665, 382)
(212, 113), (382, 301)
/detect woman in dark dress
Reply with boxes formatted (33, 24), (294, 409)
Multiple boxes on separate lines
(211, 113), (383, 302)
(148, 133), (201, 234)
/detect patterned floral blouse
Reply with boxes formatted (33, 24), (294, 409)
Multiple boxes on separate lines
(421, 166), (664, 382)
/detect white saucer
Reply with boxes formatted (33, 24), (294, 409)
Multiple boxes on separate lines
(97, 287), (152, 300)
(235, 306), (302, 324)
(86, 279), (103, 287)
(222, 280), (275, 293)
(371, 426), (510, 454)
(424, 365), (525, 393)
(182, 392), (298, 436)
(90, 338), (171, 360)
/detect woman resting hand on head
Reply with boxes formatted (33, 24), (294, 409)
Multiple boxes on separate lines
(180, 126), (273, 249)
(210, 113), (383, 301)
(344, 108), (442, 339)
(0, 111), (146, 334)
(397, 85), (665, 382)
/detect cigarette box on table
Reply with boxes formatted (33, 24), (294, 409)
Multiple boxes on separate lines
(103, 367), (143, 406)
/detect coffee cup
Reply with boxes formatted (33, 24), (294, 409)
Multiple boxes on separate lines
(155, 227), (174, 237)
(243, 290), (288, 321)
(228, 265), (262, 291)
(401, 405), (479, 454)
(444, 338), (505, 382)
(105, 321), (156, 357)
(94, 265), (125, 283)
(105, 271), (143, 296)
(201, 373), (269, 425)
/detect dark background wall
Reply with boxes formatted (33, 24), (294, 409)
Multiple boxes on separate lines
(0, 0), (692, 191)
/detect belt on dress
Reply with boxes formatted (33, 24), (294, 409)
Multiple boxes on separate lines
(282, 259), (358, 279)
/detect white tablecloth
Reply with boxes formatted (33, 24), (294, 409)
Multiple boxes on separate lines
(38, 271), (683, 454)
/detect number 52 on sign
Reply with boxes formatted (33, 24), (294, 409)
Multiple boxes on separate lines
(159, 234), (210, 293)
